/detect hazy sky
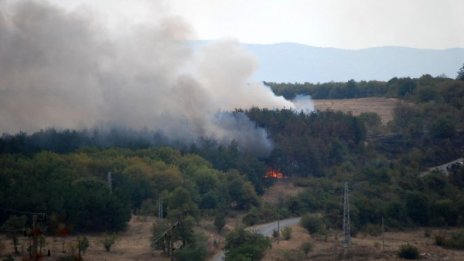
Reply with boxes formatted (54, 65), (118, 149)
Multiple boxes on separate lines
(14, 0), (464, 49)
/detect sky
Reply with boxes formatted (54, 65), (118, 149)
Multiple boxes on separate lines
(46, 0), (464, 49)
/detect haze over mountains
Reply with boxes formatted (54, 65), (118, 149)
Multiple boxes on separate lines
(194, 42), (464, 83)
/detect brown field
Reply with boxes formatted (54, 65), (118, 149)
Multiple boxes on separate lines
(313, 98), (400, 124)
(263, 224), (464, 261)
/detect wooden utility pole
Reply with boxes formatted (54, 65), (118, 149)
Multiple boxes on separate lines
(382, 216), (385, 251)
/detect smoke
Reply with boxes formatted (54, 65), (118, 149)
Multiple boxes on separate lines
(0, 0), (304, 156)
(291, 95), (315, 114)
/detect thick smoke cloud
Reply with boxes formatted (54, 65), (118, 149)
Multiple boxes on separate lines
(0, 1), (300, 156)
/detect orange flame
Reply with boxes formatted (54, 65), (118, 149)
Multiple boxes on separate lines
(265, 169), (285, 179)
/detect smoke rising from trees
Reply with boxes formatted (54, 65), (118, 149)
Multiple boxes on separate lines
(0, 0), (306, 155)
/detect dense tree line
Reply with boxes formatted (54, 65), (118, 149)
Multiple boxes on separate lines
(245, 108), (366, 177)
(1, 74), (464, 242)
(0, 148), (259, 233)
(265, 74), (459, 100)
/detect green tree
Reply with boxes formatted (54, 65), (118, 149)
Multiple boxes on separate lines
(300, 213), (325, 235)
(430, 117), (456, 139)
(174, 233), (208, 261)
(457, 63), (464, 80)
(405, 192), (430, 226)
(167, 187), (199, 219)
(1, 215), (27, 255)
(225, 228), (271, 261)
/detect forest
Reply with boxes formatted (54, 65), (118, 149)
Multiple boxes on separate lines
(1, 73), (464, 259)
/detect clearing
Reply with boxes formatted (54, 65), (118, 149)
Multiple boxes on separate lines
(313, 97), (399, 124)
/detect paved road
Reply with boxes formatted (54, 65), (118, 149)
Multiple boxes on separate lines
(209, 217), (301, 261)
(421, 157), (463, 177)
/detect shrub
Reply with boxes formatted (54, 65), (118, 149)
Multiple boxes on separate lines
(225, 228), (271, 261)
(77, 236), (89, 257)
(364, 224), (382, 236)
(424, 228), (431, 238)
(272, 229), (279, 239)
(100, 233), (118, 252)
(435, 231), (464, 250)
(281, 227), (292, 240)
(242, 211), (260, 226)
(300, 241), (314, 256)
(300, 213), (325, 235)
(397, 244), (419, 259)
(214, 213), (226, 233)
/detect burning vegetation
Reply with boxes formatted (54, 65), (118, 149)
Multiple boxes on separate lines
(265, 169), (285, 179)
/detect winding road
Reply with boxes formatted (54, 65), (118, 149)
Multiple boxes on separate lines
(209, 217), (301, 261)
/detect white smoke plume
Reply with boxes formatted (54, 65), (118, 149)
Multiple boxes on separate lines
(0, 0), (302, 156)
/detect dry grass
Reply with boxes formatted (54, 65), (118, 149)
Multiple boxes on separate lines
(261, 181), (304, 205)
(262, 225), (464, 261)
(0, 216), (169, 261)
(313, 98), (399, 124)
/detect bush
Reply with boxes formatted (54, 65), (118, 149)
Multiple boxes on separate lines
(214, 213), (226, 233)
(279, 249), (305, 261)
(225, 228), (271, 261)
(77, 236), (89, 257)
(100, 233), (118, 252)
(272, 229), (279, 239)
(397, 244), (419, 259)
(300, 241), (314, 257)
(242, 211), (260, 226)
(175, 233), (208, 261)
(300, 213), (325, 235)
(364, 224), (382, 236)
(281, 227), (292, 240)
(435, 231), (464, 250)
(424, 228), (432, 238)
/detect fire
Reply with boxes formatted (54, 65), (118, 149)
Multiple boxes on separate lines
(265, 169), (285, 179)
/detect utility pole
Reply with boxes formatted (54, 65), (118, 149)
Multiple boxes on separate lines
(158, 200), (163, 219)
(381, 216), (385, 251)
(343, 182), (351, 247)
(107, 172), (112, 194)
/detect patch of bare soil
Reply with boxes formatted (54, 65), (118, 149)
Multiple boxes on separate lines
(313, 98), (399, 124)
(261, 181), (304, 205)
(263, 225), (464, 261)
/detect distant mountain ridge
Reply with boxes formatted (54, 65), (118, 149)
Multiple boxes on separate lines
(192, 41), (464, 83)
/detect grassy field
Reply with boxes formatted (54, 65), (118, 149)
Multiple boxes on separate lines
(313, 97), (399, 124)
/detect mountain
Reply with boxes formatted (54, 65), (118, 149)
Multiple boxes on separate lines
(192, 41), (464, 83)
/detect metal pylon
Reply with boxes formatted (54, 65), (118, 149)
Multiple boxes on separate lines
(343, 182), (351, 247)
